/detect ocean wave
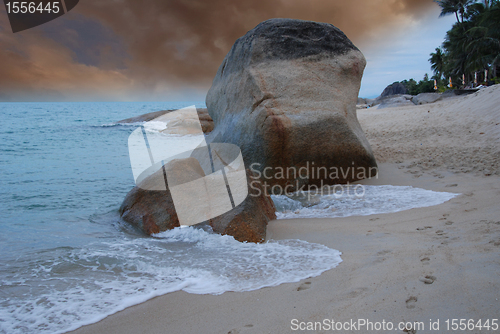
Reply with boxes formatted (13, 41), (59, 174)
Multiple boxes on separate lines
(0, 227), (342, 334)
(95, 122), (145, 128)
(272, 185), (459, 219)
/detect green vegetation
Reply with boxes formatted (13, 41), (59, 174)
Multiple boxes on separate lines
(391, 74), (436, 96)
(430, 0), (500, 87)
(390, 0), (498, 93)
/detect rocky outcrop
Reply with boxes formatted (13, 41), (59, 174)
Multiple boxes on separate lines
(119, 157), (275, 243)
(411, 93), (442, 105)
(377, 95), (414, 109)
(119, 163), (180, 235)
(380, 82), (408, 97)
(206, 18), (377, 193)
(209, 170), (276, 243)
(365, 98), (376, 106)
(356, 97), (369, 109)
(117, 108), (214, 134)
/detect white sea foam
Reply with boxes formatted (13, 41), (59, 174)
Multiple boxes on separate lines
(98, 122), (146, 127)
(272, 185), (459, 219)
(0, 227), (342, 334)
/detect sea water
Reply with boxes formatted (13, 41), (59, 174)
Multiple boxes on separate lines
(0, 103), (457, 334)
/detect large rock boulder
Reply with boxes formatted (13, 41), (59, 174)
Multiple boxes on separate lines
(117, 108), (214, 134)
(377, 95), (415, 109)
(119, 157), (275, 243)
(380, 82), (408, 97)
(411, 93), (442, 105)
(206, 18), (377, 193)
(357, 97), (367, 105)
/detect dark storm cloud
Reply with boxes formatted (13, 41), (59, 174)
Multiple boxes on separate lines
(79, 0), (436, 84)
(0, 0), (436, 101)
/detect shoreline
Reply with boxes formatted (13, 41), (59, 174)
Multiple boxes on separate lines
(68, 86), (500, 334)
(68, 164), (499, 334)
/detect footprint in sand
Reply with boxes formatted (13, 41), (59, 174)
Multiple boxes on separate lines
(297, 282), (311, 291)
(228, 325), (253, 334)
(485, 221), (500, 226)
(489, 239), (500, 247)
(406, 296), (418, 309)
(445, 221), (454, 225)
(420, 257), (430, 265)
(435, 230), (446, 236)
(416, 226), (432, 231)
(403, 327), (418, 334)
(369, 217), (380, 221)
(345, 287), (369, 299)
(419, 275), (436, 284)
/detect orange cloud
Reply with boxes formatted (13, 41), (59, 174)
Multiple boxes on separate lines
(0, 0), (436, 101)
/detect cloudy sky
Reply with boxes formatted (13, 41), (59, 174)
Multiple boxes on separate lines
(0, 0), (456, 101)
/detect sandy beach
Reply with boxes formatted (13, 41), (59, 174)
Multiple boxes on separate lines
(69, 85), (500, 334)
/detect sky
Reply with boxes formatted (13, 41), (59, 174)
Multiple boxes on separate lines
(360, 8), (456, 97)
(0, 0), (457, 101)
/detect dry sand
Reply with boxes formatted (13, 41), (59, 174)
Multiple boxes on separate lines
(69, 85), (500, 334)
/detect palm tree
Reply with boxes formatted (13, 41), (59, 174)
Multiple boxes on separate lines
(429, 47), (446, 80)
(434, 0), (476, 23)
(443, 22), (470, 76)
(455, 0), (477, 22)
(432, 0), (500, 84)
(472, 0), (500, 76)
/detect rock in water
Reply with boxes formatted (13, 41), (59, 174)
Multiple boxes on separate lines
(206, 18), (377, 193)
(119, 163), (181, 235)
(210, 170), (276, 243)
(119, 157), (275, 243)
(117, 108), (214, 134)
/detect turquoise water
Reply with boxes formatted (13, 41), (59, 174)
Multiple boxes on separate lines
(0, 102), (193, 256)
(0, 102), (344, 334)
